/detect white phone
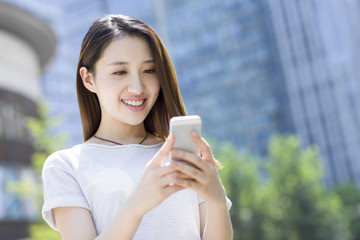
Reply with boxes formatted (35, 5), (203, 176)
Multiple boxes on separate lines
(169, 115), (202, 156)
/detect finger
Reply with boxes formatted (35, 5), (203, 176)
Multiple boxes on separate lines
(191, 132), (213, 162)
(157, 171), (187, 187)
(170, 158), (199, 170)
(160, 184), (184, 198)
(168, 171), (191, 180)
(148, 165), (177, 179)
(171, 150), (208, 172)
(147, 135), (174, 168)
(172, 160), (208, 184)
(173, 177), (201, 192)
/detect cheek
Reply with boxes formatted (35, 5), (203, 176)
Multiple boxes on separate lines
(148, 78), (161, 98)
(95, 74), (122, 95)
(94, 83), (120, 106)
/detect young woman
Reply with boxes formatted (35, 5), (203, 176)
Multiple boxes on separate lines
(42, 14), (232, 240)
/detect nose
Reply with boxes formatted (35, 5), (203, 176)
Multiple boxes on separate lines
(127, 74), (144, 95)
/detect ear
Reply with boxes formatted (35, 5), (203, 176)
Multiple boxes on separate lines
(79, 66), (96, 93)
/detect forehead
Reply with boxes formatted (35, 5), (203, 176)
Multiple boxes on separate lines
(99, 35), (153, 64)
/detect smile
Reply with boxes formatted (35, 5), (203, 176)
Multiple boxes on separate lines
(122, 99), (145, 106)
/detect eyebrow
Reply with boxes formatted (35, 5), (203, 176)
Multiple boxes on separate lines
(108, 59), (155, 66)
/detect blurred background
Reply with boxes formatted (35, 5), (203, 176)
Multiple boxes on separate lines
(1, 0), (360, 239)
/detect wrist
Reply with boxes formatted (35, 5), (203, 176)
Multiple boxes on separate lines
(207, 196), (228, 210)
(122, 196), (146, 220)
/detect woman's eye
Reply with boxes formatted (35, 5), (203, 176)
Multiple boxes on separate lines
(144, 69), (156, 74)
(114, 71), (126, 75)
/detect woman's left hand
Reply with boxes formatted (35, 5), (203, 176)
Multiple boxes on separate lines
(170, 132), (227, 206)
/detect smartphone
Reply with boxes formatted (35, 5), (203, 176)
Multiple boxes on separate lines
(169, 115), (202, 156)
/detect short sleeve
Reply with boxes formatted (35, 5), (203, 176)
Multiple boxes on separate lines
(225, 197), (232, 210)
(42, 156), (90, 231)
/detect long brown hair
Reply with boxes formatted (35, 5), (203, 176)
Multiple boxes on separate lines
(76, 14), (187, 141)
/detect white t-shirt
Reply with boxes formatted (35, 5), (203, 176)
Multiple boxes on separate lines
(42, 142), (231, 239)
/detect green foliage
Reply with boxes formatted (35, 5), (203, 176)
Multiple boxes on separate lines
(7, 102), (64, 239)
(333, 182), (360, 240)
(215, 142), (265, 240)
(263, 135), (349, 240)
(27, 102), (66, 174)
(22, 220), (61, 240)
(215, 135), (355, 240)
(25, 102), (64, 239)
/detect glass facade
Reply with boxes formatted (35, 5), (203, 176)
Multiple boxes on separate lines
(159, 0), (287, 154)
(266, 0), (360, 186)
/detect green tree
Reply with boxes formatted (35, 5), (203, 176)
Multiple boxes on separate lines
(334, 182), (360, 240)
(215, 142), (268, 240)
(7, 102), (65, 240)
(263, 135), (349, 240)
(215, 135), (350, 240)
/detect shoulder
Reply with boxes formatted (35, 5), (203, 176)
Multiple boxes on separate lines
(42, 144), (84, 172)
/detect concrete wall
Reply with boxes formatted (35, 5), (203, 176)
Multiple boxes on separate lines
(0, 29), (41, 102)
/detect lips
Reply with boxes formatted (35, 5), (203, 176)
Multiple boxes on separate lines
(121, 98), (147, 112)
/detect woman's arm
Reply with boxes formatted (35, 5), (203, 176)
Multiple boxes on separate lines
(199, 201), (233, 240)
(54, 207), (97, 240)
(54, 136), (184, 240)
(171, 132), (233, 240)
(54, 197), (143, 240)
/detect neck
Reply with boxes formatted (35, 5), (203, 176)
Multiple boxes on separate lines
(95, 120), (147, 144)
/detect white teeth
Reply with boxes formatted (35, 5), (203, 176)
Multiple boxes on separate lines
(122, 99), (144, 106)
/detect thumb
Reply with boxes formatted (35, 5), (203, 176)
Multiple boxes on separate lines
(147, 135), (174, 168)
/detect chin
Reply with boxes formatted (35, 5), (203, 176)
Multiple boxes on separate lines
(122, 115), (147, 126)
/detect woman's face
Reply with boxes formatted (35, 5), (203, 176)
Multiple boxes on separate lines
(87, 35), (160, 127)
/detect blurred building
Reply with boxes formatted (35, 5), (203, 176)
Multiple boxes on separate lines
(152, 0), (360, 186)
(0, 2), (56, 239)
(156, 0), (290, 155)
(266, 0), (360, 186)
(2, 0), (109, 147)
